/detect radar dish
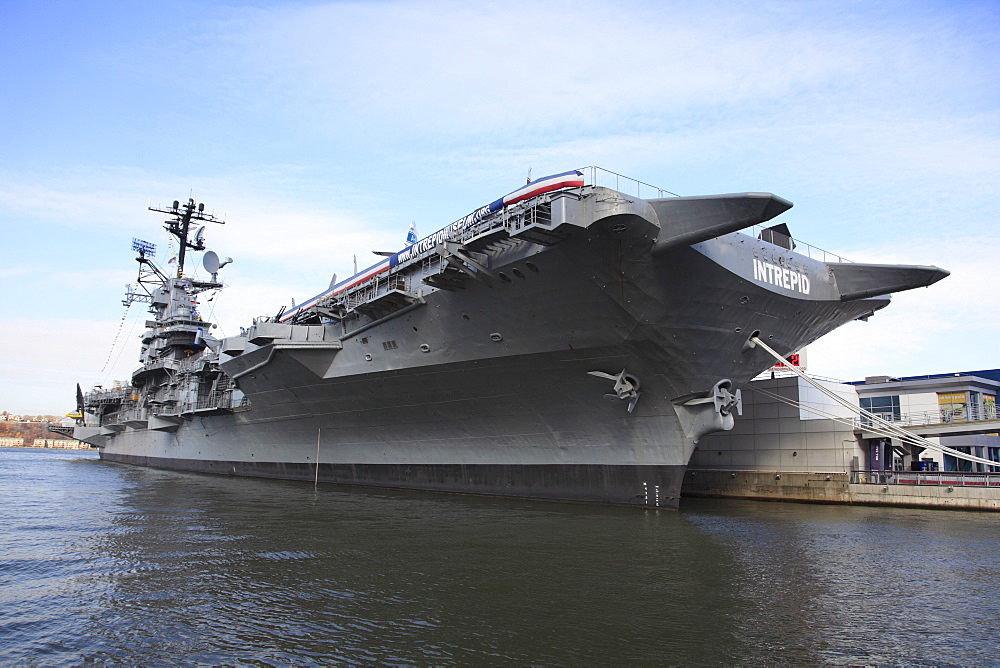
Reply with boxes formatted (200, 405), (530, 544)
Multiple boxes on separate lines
(203, 250), (221, 274)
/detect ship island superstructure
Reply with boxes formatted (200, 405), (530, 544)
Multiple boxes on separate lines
(67, 167), (949, 508)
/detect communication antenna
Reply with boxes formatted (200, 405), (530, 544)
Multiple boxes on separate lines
(202, 250), (233, 281)
(124, 238), (168, 307)
(149, 198), (224, 278)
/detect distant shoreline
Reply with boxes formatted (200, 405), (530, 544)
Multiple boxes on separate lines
(0, 440), (93, 450)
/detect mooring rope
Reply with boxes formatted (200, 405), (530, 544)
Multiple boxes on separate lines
(748, 335), (998, 468)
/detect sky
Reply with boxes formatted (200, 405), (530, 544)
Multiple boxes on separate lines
(1, 0), (997, 414)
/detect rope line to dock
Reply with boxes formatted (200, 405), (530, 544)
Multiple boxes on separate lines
(748, 336), (999, 468)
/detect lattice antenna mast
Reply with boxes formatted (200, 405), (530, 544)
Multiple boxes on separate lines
(124, 238), (168, 307)
(149, 198), (224, 279)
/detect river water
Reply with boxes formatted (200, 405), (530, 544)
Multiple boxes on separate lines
(2, 447), (998, 665)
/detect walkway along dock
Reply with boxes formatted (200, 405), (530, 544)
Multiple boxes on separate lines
(682, 470), (1000, 511)
(683, 341), (1000, 510)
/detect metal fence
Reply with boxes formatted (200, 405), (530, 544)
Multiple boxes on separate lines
(747, 222), (852, 265)
(855, 405), (999, 429)
(581, 166), (679, 199)
(852, 470), (1000, 486)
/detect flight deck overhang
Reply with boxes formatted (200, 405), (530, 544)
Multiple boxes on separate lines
(649, 192), (793, 252)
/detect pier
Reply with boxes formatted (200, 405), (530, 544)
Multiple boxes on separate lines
(685, 368), (1000, 511)
(683, 470), (1000, 511)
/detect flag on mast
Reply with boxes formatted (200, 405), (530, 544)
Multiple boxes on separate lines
(406, 222), (417, 246)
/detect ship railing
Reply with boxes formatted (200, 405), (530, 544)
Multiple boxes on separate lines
(585, 169), (857, 267)
(340, 274), (411, 310)
(121, 406), (145, 422)
(580, 166), (680, 199)
(87, 388), (133, 403)
(326, 192), (577, 309)
(189, 390), (234, 412)
(583, 166), (854, 265)
(175, 355), (211, 375)
(316, 166), (855, 313)
(854, 406), (1000, 429)
(139, 357), (180, 373)
(314, 176), (597, 313)
(585, 166), (856, 265)
(341, 194), (551, 297)
(147, 399), (183, 417)
(101, 403), (145, 425)
(749, 222), (852, 264)
(504, 199), (553, 234)
(852, 469), (1000, 485)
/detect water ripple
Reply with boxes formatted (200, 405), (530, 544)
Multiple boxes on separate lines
(3, 448), (1000, 664)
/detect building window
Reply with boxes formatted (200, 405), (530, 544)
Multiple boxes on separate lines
(860, 395), (901, 424)
(947, 446), (988, 473)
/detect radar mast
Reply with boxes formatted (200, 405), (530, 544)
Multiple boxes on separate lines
(149, 198), (224, 279)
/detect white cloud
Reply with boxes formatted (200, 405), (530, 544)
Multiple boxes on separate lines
(205, 0), (997, 158)
(806, 234), (1000, 381)
(0, 317), (143, 415)
(217, 0), (882, 142)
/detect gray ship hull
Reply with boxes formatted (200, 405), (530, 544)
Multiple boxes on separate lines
(83, 177), (948, 508)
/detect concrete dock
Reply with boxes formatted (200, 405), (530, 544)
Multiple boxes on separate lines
(682, 470), (1000, 511)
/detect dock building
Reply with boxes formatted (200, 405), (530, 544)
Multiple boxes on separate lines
(682, 367), (1000, 509)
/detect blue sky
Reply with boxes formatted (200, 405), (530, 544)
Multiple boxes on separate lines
(1, 0), (997, 414)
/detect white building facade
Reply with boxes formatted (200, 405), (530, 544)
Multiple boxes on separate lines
(690, 370), (1000, 474)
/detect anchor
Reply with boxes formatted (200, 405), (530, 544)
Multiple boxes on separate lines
(673, 379), (743, 442)
(681, 381), (743, 417)
(587, 369), (641, 413)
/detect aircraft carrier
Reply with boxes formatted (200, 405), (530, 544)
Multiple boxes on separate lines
(67, 167), (949, 508)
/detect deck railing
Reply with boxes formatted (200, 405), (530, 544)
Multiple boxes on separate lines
(307, 166), (857, 320)
(580, 166), (679, 199)
(747, 222), (852, 264)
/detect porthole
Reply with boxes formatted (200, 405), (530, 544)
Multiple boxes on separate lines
(420, 344), (430, 353)
(490, 333), (503, 342)
(525, 262), (539, 273)
(499, 272), (512, 283)
(512, 268), (525, 279)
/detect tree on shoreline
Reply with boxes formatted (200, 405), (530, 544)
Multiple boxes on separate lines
(0, 418), (72, 444)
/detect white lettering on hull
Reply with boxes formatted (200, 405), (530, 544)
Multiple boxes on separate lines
(753, 258), (811, 295)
